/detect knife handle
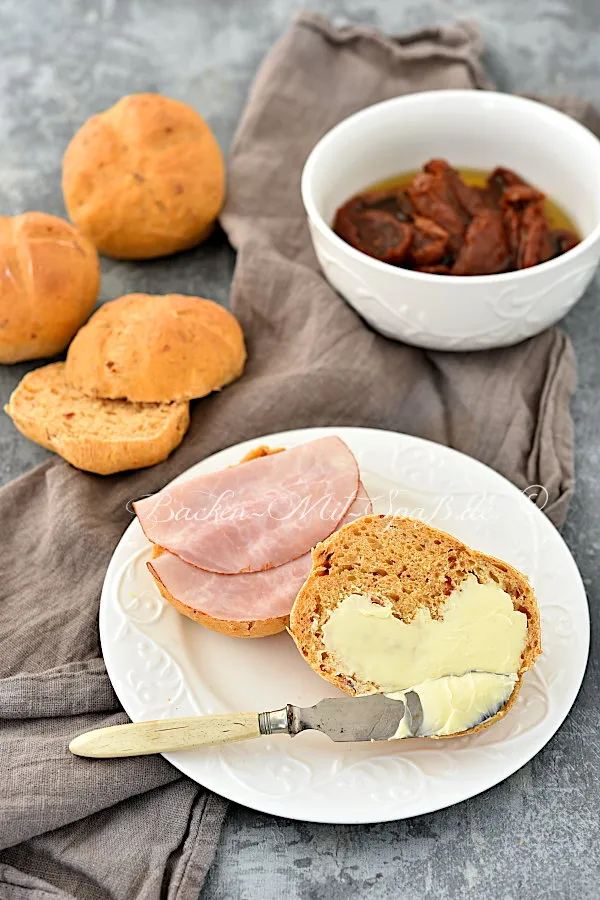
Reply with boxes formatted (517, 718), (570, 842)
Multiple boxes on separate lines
(69, 712), (261, 758)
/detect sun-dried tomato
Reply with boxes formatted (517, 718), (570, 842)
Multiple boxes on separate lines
(552, 228), (580, 256)
(501, 183), (545, 209)
(452, 210), (511, 275)
(336, 188), (407, 218)
(500, 185), (553, 269)
(356, 188), (399, 216)
(408, 171), (468, 254)
(519, 204), (554, 268)
(332, 160), (579, 274)
(410, 216), (449, 266)
(334, 206), (413, 263)
(424, 159), (486, 217)
(415, 264), (452, 274)
(395, 190), (415, 222)
(485, 167), (525, 206)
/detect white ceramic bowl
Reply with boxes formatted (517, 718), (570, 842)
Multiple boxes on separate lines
(301, 90), (600, 351)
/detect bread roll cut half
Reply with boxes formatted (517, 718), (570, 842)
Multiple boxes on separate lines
(65, 293), (246, 403)
(5, 362), (189, 475)
(289, 515), (541, 738)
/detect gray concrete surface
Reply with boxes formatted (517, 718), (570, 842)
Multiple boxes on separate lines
(1, 1), (599, 898)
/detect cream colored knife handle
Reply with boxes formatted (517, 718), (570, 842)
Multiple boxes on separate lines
(69, 712), (261, 758)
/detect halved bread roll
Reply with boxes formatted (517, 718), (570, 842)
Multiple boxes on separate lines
(4, 362), (189, 475)
(65, 293), (246, 403)
(289, 514), (541, 738)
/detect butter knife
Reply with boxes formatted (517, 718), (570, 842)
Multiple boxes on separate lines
(69, 672), (514, 758)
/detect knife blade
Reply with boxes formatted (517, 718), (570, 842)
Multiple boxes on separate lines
(69, 671), (515, 758)
(261, 691), (423, 742)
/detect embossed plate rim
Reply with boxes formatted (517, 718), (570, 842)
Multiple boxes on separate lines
(99, 427), (589, 824)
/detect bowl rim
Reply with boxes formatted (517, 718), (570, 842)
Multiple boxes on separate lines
(300, 89), (600, 285)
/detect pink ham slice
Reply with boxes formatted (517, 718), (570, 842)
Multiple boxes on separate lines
(135, 436), (359, 574)
(148, 482), (373, 622)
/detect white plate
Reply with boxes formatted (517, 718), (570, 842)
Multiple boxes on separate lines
(100, 427), (589, 824)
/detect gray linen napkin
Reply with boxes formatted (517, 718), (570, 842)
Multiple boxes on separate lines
(0, 14), (594, 899)
(0, 463), (227, 900)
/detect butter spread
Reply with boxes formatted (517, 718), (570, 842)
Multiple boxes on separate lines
(387, 672), (518, 738)
(321, 574), (528, 693)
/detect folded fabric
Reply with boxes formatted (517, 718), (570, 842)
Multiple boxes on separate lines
(0, 463), (227, 899)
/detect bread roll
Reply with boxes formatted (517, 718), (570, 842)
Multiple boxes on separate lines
(290, 515), (541, 738)
(0, 212), (100, 364)
(4, 362), (189, 475)
(62, 93), (225, 259)
(65, 293), (246, 403)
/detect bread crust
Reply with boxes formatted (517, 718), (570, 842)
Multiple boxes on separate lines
(62, 93), (225, 259)
(290, 514), (541, 737)
(146, 447), (289, 637)
(0, 212), (100, 364)
(65, 293), (246, 403)
(5, 362), (190, 475)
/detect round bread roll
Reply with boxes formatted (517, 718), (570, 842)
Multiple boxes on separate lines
(0, 212), (100, 364)
(62, 93), (226, 259)
(65, 293), (246, 403)
(5, 362), (190, 476)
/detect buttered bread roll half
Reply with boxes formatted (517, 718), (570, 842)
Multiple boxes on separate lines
(289, 515), (541, 738)
(65, 293), (246, 403)
(0, 212), (99, 364)
(62, 93), (225, 259)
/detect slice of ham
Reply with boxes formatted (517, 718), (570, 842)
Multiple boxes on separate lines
(134, 436), (360, 574)
(148, 483), (373, 622)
